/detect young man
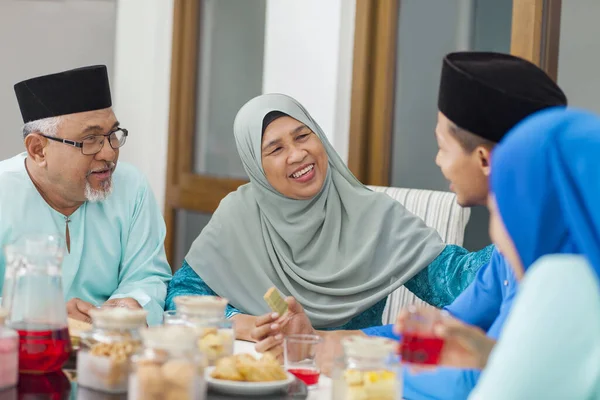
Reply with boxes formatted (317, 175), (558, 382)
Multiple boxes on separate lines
(0, 66), (172, 325)
(251, 52), (568, 399)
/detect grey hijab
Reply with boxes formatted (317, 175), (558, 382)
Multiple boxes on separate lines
(185, 94), (445, 328)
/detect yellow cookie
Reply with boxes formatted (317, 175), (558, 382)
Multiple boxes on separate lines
(263, 287), (288, 315)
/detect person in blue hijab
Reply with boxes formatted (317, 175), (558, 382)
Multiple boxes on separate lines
(430, 107), (600, 399)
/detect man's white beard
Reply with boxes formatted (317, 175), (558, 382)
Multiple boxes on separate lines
(85, 179), (113, 202)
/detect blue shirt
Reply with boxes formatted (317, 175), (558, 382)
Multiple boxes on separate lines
(362, 249), (517, 400)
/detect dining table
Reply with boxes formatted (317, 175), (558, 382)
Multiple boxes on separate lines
(2, 340), (335, 400)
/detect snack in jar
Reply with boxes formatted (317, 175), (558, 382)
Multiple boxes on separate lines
(174, 295), (234, 365)
(128, 325), (207, 400)
(331, 336), (401, 400)
(77, 307), (147, 393)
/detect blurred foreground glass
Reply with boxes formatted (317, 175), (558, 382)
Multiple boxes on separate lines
(331, 336), (400, 400)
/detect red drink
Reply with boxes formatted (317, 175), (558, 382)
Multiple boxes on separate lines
(288, 368), (320, 386)
(399, 333), (444, 365)
(12, 323), (72, 374)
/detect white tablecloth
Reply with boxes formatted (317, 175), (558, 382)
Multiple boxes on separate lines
(234, 340), (332, 400)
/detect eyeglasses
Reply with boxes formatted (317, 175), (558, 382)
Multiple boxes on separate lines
(41, 128), (128, 155)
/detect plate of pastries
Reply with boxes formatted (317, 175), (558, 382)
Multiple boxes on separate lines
(205, 353), (295, 396)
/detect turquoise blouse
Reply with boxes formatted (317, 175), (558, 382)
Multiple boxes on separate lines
(165, 244), (493, 330)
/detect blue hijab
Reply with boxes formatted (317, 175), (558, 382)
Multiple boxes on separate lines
(491, 107), (600, 281)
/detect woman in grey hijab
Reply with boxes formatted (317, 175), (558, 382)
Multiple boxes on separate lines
(166, 94), (492, 339)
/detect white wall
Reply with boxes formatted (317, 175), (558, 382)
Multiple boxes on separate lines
(113, 0), (355, 212)
(112, 0), (174, 211)
(0, 0), (117, 161)
(262, 0), (355, 162)
(557, 0), (600, 114)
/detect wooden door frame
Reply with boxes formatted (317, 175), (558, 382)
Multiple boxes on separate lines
(164, 0), (247, 266)
(510, 0), (562, 80)
(347, 0), (399, 187)
(348, 0), (562, 187)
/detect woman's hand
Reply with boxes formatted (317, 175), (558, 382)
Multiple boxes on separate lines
(433, 316), (496, 370)
(251, 297), (315, 362)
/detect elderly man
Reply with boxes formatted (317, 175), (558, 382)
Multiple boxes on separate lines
(0, 65), (171, 325)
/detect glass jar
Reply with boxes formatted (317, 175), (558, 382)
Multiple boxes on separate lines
(0, 307), (18, 390)
(174, 296), (234, 366)
(77, 307), (147, 393)
(128, 325), (206, 400)
(174, 295), (228, 320)
(331, 336), (401, 400)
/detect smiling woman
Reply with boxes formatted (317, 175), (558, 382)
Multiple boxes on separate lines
(261, 112), (328, 200)
(165, 93), (492, 340)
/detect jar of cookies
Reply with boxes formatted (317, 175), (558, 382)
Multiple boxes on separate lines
(128, 325), (206, 400)
(174, 296), (234, 366)
(77, 307), (147, 393)
(331, 336), (401, 400)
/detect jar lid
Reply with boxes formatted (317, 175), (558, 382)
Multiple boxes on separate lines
(341, 336), (396, 359)
(140, 325), (199, 352)
(89, 307), (148, 329)
(174, 295), (228, 317)
(0, 307), (7, 325)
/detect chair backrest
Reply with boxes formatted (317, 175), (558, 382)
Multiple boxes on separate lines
(367, 186), (471, 324)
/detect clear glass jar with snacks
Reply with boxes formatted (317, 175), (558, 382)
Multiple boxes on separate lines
(174, 296), (234, 366)
(128, 325), (207, 400)
(331, 336), (401, 400)
(0, 307), (18, 390)
(77, 307), (147, 393)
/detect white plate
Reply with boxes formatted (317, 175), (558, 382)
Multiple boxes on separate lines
(205, 366), (295, 396)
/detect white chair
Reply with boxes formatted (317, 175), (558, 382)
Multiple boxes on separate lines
(367, 186), (471, 325)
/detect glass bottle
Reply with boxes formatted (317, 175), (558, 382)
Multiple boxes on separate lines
(128, 325), (206, 400)
(3, 234), (71, 374)
(331, 336), (401, 400)
(77, 307), (147, 393)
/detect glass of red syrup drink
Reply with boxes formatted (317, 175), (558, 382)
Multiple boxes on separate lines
(3, 234), (72, 374)
(399, 306), (446, 366)
(284, 334), (322, 389)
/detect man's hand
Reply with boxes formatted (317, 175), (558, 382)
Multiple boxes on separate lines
(252, 297), (315, 361)
(432, 316), (496, 370)
(395, 306), (495, 370)
(103, 297), (143, 310)
(66, 298), (95, 323)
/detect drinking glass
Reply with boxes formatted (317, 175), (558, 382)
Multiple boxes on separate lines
(399, 306), (446, 366)
(284, 334), (322, 389)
